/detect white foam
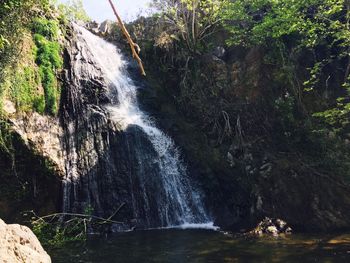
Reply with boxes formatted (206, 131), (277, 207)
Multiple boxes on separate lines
(149, 222), (219, 231)
(175, 222), (220, 230)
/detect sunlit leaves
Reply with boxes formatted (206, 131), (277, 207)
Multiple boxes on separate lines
(57, 0), (90, 22)
(222, 0), (350, 133)
(152, 0), (228, 53)
(222, 0), (347, 48)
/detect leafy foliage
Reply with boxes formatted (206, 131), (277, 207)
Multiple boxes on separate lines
(32, 218), (86, 247)
(29, 203), (124, 248)
(57, 0), (90, 23)
(0, 0), (63, 116)
(32, 17), (60, 41)
(151, 0), (227, 53)
(222, 0), (347, 47)
(0, 120), (13, 156)
(222, 0), (350, 135)
(0, 0), (33, 83)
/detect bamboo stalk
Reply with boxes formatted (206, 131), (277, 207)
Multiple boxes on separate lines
(108, 0), (146, 76)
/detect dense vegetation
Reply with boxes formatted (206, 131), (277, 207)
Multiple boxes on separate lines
(146, 0), (350, 134)
(0, 0), (61, 117)
(223, 0), (350, 134)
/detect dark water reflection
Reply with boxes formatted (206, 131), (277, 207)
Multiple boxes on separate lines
(50, 229), (350, 263)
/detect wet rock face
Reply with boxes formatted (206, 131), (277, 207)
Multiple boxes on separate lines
(61, 26), (125, 220)
(0, 219), (51, 263)
(61, 26), (192, 229)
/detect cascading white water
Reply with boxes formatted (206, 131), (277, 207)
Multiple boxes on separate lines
(73, 24), (214, 228)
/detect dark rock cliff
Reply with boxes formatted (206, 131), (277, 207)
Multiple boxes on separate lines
(128, 22), (350, 232)
(60, 25), (139, 228)
(0, 131), (61, 223)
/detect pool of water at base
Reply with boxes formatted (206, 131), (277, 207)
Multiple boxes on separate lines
(49, 229), (350, 263)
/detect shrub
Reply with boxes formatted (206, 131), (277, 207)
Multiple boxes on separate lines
(39, 65), (59, 114)
(31, 17), (59, 40)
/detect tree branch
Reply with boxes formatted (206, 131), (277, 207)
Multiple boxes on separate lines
(108, 0), (146, 76)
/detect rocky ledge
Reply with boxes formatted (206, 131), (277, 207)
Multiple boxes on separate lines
(0, 219), (51, 263)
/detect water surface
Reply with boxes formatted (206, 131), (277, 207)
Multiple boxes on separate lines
(50, 229), (350, 263)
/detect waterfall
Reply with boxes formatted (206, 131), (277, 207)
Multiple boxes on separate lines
(62, 24), (213, 229)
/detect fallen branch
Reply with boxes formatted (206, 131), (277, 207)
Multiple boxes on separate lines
(22, 206), (127, 245)
(108, 0), (146, 76)
(104, 202), (125, 223)
(30, 212), (123, 225)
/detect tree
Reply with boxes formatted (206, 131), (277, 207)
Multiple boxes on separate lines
(57, 0), (90, 22)
(151, 0), (227, 53)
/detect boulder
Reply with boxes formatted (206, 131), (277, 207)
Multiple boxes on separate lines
(249, 217), (292, 236)
(0, 219), (51, 263)
(99, 20), (114, 35)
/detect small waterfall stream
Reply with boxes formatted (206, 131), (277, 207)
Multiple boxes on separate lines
(62, 24), (212, 229)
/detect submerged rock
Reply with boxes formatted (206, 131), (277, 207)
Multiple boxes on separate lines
(0, 219), (51, 263)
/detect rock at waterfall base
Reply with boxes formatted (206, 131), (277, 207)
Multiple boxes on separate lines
(248, 217), (292, 236)
(0, 219), (51, 263)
